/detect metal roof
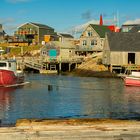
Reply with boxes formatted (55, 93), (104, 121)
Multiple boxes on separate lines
(30, 22), (54, 29)
(59, 33), (74, 38)
(18, 22), (54, 30)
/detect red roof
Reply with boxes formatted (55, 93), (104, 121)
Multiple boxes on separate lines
(108, 25), (120, 32)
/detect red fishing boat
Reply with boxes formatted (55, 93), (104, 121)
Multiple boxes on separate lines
(0, 59), (24, 87)
(124, 71), (140, 86)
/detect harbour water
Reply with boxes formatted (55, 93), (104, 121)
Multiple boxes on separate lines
(0, 74), (140, 125)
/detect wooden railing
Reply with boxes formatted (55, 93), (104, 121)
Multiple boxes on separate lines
(23, 56), (84, 70)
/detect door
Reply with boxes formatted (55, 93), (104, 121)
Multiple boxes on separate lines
(128, 53), (135, 64)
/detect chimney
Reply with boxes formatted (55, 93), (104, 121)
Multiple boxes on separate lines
(100, 14), (103, 26)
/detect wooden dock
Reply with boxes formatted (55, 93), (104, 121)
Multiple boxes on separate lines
(22, 56), (84, 73)
(110, 64), (140, 74)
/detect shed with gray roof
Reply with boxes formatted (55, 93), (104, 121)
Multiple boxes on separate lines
(103, 32), (140, 70)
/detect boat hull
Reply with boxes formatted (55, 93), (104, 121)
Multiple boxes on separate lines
(0, 70), (24, 86)
(125, 76), (140, 86)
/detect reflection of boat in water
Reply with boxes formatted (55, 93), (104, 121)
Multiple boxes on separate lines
(0, 59), (24, 87)
(0, 87), (16, 94)
(0, 87), (16, 124)
(124, 72), (140, 86)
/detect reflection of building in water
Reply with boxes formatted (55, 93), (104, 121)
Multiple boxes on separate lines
(79, 79), (128, 119)
(124, 87), (140, 118)
(0, 88), (15, 122)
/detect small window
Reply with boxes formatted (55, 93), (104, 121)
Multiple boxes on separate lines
(0, 63), (7, 67)
(9, 63), (11, 67)
(82, 40), (87, 46)
(42, 51), (46, 55)
(87, 31), (93, 37)
(91, 40), (97, 45)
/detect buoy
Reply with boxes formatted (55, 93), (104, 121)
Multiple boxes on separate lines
(48, 85), (53, 91)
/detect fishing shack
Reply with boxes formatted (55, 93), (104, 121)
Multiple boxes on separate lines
(41, 41), (77, 72)
(103, 32), (140, 73)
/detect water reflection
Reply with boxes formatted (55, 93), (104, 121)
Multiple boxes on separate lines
(0, 87), (16, 123)
(125, 86), (140, 94)
(0, 74), (140, 125)
(123, 86), (140, 120)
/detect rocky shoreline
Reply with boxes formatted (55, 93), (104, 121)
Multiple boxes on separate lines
(71, 69), (118, 78)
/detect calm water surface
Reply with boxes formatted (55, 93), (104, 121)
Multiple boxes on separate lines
(0, 74), (140, 125)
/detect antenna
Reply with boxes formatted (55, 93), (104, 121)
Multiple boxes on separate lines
(117, 11), (119, 27)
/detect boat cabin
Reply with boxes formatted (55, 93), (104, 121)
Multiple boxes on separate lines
(0, 60), (17, 73)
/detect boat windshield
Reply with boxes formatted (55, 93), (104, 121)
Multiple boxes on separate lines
(0, 62), (7, 67)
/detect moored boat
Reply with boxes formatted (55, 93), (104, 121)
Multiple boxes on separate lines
(124, 71), (140, 86)
(0, 59), (24, 87)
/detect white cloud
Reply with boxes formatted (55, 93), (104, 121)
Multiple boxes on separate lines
(123, 19), (140, 25)
(0, 18), (17, 35)
(0, 18), (15, 24)
(6, 0), (30, 3)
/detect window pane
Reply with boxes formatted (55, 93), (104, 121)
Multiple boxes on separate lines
(83, 40), (87, 46)
(91, 40), (97, 45)
(0, 63), (6, 67)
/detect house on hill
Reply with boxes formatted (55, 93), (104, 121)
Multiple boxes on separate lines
(0, 24), (5, 41)
(129, 25), (140, 33)
(103, 32), (140, 72)
(14, 22), (56, 45)
(78, 24), (111, 53)
(121, 24), (140, 32)
(58, 33), (74, 43)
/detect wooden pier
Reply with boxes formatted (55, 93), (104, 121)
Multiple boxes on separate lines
(110, 64), (140, 74)
(22, 56), (84, 73)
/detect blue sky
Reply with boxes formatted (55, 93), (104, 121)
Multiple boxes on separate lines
(0, 0), (140, 35)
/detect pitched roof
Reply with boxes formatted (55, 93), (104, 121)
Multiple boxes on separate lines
(122, 24), (140, 27)
(42, 41), (75, 50)
(129, 25), (140, 33)
(0, 32), (5, 36)
(30, 22), (54, 29)
(59, 33), (74, 38)
(90, 24), (111, 38)
(107, 32), (140, 52)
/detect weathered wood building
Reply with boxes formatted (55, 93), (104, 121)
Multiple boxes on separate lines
(129, 25), (140, 33)
(121, 24), (140, 32)
(103, 32), (140, 72)
(41, 41), (75, 61)
(58, 33), (74, 43)
(40, 41), (81, 72)
(78, 24), (111, 53)
(14, 22), (56, 45)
